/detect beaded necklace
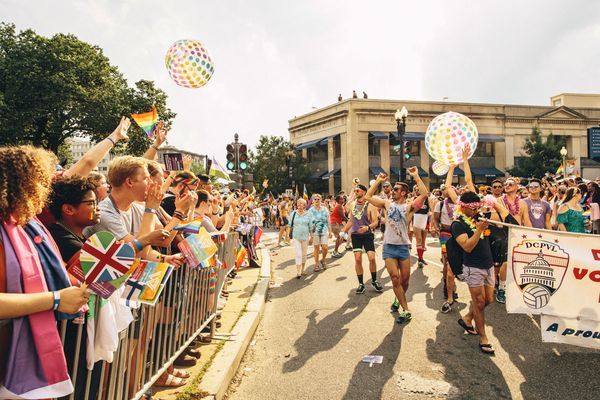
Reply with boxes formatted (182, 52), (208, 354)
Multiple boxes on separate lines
(502, 193), (520, 217)
(454, 208), (491, 239)
(352, 200), (368, 220)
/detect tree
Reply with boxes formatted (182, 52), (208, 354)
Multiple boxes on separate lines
(506, 127), (566, 178)
(0, 23), (175, 154)
(248, 135), (309, 195)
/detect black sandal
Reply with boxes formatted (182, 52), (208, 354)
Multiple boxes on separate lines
(479, 343), (495, 355)
(457, 318), (477, 335)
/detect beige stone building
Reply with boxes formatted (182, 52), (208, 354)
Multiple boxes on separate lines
(289, 93), (600, 193)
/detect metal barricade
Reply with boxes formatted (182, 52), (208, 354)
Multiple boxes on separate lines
(59, 232), (239, 400)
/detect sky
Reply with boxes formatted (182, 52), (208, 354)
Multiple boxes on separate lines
(3, 0), (600, 161)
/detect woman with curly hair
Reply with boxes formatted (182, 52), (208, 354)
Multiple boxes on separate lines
(0, 145), (88, 399)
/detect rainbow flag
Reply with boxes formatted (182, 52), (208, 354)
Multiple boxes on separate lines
(131, 105), (159, 138)
(303, 184), (309, 202)
(556, 164), (564, 176)
(235, 244), (247, 270)
(173, 219), (202, 234)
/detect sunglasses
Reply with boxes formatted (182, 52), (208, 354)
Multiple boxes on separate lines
(529, 184), (540, 189)
(492, 185), (502, 189)
(504, 182), (515, 187)
(393, 187), (404, 192)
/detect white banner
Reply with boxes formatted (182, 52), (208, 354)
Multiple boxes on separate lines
(506, 224), (600, 321)
(541, 315), (600, 349)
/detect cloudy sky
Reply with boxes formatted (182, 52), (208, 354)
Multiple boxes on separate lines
(3, 0), (600, 160)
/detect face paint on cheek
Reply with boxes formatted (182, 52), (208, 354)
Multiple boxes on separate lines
(89, 210), (95, 221)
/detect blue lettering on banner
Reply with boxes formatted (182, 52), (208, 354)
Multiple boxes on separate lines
(588, 128), (600, 159)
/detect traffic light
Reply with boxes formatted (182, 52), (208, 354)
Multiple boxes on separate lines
(403, 141), (411, 160)
(226, 143), (236, 171)
(238, 144), (248, 170)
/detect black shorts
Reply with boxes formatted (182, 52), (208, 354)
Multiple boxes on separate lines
(351, 232), (376, 253)
(280, 217), (289, 226)
(380, 223), (386, 234)
(490, 236), (508, 265)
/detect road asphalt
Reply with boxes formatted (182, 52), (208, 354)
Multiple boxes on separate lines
(225, 231), (600, 400)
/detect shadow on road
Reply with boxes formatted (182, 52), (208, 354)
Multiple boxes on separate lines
(487, 307), (600, 398)
(341, 321), (406, 400)
(281, 287), (385, 373)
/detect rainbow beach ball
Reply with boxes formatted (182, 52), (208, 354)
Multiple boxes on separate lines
(425, 111), (478, 166)
(165, 39), (215, 88)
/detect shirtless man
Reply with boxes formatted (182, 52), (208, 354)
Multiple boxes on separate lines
(342, 183), (383, 294)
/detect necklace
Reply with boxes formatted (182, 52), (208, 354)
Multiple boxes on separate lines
(444, 198), (455, 220)
(502, 194), (520, 217)
(352, 200), (368, 220)
(454, 209), (490, 239)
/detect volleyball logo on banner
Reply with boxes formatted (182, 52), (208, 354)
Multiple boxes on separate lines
(80, 231), (136, 284)
(511, 235), (570, 309)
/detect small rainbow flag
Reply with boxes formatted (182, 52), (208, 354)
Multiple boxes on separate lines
(131, 105), (159, 138)
(556, 164), (564, 176)
(303, 184), (309, 202)
(235, 244), (247, 270)
(173, 219), (202, 234)
(174, 176), (198, 186)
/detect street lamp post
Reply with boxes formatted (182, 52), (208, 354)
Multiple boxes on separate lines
(285, 150), (295, 191)
(395, 106), (409, 182)
(560, 146), (568, 178)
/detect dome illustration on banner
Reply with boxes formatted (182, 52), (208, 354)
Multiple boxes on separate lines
(431, 160), (450, 176)
(165, 39), (215, 88)
(425, 111), (478, 166)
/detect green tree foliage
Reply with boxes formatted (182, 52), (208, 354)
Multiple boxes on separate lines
(0, 23), (175, 154)
(506, 127), (566, 178)
(248, 135), (309, 194)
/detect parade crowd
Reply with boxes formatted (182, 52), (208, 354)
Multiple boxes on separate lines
(267, 145), (600, 355)
(0, 118), (263, 399)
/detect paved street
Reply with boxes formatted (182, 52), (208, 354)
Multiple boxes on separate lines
(226, 231), (600, 400)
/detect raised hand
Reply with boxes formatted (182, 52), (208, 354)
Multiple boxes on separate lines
(376, 172), (387, 182)
(145, 181), (163, 210)
(462, 144), (471, 162)
(110, 117), (131, 142)
(175, 191), (195, 213)
(407, 166), (419, 178)
(154, 121), (168, 147)
(182, 154), (193, 171)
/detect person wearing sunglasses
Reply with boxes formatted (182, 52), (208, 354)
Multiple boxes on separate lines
(341, 183), (382, 294)
(490, 180), (504, 199)
(522, 179), (552, 230)
(308, 194), (332, 271)
(365, 167), (427, 324)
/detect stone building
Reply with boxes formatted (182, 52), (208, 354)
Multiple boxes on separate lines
(289, 93), (600, 193)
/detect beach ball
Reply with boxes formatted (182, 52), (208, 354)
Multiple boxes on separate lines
(165, 39), (215, 88)
(425, 111), (478, 166)
(432, 160), (450, 176)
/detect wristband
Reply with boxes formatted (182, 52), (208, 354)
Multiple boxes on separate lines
(107, 137), (117, 146)
(52, 291), (61, 311)
(173, 211), (187, 221)
(144, 207), (157, 214)
(132, 239), (144, 252)
(152, 144), (160, 151)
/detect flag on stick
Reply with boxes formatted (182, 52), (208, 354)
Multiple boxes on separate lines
(131, 105), (159, 138)
(556, 164), (564, 176)
(209, 157), (231, 181)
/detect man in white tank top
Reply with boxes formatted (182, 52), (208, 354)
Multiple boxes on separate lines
(365, 167), (429, 324)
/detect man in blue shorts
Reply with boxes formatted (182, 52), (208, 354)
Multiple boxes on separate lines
(365, 167), (429, 324)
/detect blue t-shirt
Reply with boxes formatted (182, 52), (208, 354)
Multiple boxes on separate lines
(290, 210), (312, 241)
(309, 207), (330, 235)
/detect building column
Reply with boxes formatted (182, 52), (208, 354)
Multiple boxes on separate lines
(504, 135), (515, 172)
(327, 138), (335, 194)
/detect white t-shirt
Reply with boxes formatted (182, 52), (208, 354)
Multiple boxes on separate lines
(434, 198), (456, 227)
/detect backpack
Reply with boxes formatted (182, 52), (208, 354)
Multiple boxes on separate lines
(446, 219), (470, 279)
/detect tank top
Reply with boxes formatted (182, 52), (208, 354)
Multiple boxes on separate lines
(330, 204), (343, 224)
(351, 201), (371, 235)
(415, 199), (430, 215)
(524, 198), (550, 229)
(384, 202), (410, 245)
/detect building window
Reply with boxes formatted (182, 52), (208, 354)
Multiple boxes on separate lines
(474, 142), (494, 157)
(368, 139), (380, 156)
(307, 144), (328, 162)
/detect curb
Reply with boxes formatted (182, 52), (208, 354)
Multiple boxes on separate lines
(199, 247), (271, 399)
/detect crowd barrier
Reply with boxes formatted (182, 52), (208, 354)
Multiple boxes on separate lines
(58, 232), (239, 400)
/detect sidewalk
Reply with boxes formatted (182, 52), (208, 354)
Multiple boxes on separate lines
(152, 241), (271, 400)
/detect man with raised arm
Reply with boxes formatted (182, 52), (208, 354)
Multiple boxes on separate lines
(365, 166), (428, 323)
